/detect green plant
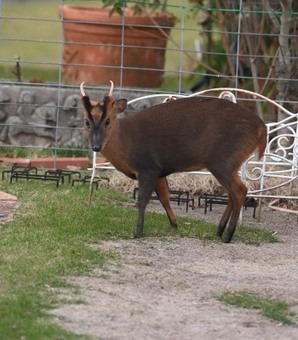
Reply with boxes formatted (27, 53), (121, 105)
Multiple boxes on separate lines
(0, 146), (90, 159)
(101, 0), (171, 15)
(218, 291), (296, 326)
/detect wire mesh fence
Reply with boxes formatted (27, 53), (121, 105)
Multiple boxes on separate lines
(0, 0), (297, 159)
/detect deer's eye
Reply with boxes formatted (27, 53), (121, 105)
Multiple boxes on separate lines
(105, 118), (110, 127)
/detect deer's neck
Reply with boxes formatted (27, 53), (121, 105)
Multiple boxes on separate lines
(102, 120), (137, 180)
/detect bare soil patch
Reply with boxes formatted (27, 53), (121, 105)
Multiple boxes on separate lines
(0, 191), (18, 229)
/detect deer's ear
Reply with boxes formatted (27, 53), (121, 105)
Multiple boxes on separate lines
(113, 99), (127, 113)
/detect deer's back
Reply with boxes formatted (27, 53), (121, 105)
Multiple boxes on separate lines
(120, 96), (265, 175)
(124, 96), (263, 142)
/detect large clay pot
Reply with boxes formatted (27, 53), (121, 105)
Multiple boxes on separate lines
(59, 5), (176, 88)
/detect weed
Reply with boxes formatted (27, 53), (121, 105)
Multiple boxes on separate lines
(218, 291), (296, 326)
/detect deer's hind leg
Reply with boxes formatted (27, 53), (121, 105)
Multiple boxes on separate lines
(216, 193), (233, 237)
(224, 176), (247, 243)
(155, 177), (177, 228)
(212, 170), (247, 243)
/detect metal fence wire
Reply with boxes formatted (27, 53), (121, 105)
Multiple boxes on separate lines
(0, 0), (297, 155)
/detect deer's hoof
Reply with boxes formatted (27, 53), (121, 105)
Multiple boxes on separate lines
(133, 233), (142, 239)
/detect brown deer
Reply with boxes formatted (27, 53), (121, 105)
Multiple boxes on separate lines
(81, 82), (267, 243)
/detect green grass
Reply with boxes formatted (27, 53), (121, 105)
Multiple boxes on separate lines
(0, 64), (61, 83)
(0, 1), (62, 77)
(233, 224), (278, 245)
(0, 145), (91, 158)
(218, 291), (296, 326)
(0, 179), (278, 338)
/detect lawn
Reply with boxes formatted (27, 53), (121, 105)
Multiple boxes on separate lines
(0, 0), (199, 89)
(0, 0), (62, 82)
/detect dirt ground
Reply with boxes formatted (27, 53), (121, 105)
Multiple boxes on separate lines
(0, 191), (18, 229)
(51, 200), (298, 340)
(1, 192), (298, 339)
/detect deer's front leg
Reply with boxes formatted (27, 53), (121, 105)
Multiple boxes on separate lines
(134, 175), (157, 238)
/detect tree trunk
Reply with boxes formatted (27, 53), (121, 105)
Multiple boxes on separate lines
(276, 0), (297, 121)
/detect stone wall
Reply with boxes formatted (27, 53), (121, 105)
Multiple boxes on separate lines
(0, 83), (153, 149)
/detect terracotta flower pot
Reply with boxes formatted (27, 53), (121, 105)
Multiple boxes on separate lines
(59, 5), (176, 88)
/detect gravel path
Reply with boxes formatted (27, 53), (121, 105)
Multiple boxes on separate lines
(51, 200), (298, 340)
